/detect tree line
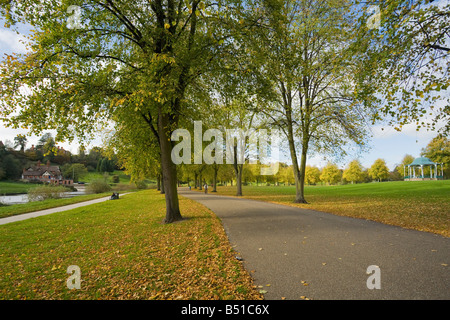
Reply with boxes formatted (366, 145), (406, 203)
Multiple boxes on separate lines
(0, 0), (448, 223)
(176, 133), (450, 187)
(0, 132), (120, 182)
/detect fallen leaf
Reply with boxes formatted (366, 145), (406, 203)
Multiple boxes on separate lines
(259, 290), (268, 294)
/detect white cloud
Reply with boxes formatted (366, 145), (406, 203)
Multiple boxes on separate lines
(0, 29), (29, 54)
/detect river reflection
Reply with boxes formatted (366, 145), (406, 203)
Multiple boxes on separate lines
(0, 190), (86, 205)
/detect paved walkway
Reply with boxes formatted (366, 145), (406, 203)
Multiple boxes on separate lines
(0, 193), (129, 226)
(180, 188), (449, 300)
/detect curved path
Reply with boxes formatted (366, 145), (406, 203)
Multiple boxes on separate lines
(180, 188), (449, 300)
(0, 193), (130, 226)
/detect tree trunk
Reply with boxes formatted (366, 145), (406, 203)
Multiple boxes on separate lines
(233, 145), (243, 196)
(158, 111), (182, 223)
(235, 164), (243, 196)
(157, 173), (161, 191)
(213, 165), (218, 192)
(297, 143), (308, 203)
(286, 112), (307, 204)
(160, 169), (165, 194)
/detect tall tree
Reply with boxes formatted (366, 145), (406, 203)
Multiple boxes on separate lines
(0, 0), (244, 223)
(355, 0), (450, 134)
(320, 162), (341, 185)
(421, 134), (450, 178)
(397, 154), (415, 178)
(368, 158), (389, 182)
(13, 134), (27, 152)
(246, 0), (372, 203)
(343, 160), (365, 184)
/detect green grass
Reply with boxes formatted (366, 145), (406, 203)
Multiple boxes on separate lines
(0, 190), (262, 300)
(0, 182), (37, 195)
(201, 181), (450, 237)
(0, 192), (113, 219)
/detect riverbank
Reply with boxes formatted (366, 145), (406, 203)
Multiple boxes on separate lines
(0, 192), (115, 219)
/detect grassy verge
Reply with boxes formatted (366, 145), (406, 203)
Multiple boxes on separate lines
(0, 190), (262, 300)
(0, 182), (37, 195)
(197, 181), (450, 237)
(0, 192), (114, 219)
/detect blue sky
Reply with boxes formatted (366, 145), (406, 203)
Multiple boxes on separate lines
(0, 16), (445, 171)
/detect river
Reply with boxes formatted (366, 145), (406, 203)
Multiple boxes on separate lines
(0, 185), (87, 205)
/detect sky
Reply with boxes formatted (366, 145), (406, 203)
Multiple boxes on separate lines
(0, 14), (445, 171)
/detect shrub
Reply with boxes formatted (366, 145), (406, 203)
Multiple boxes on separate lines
(86, 180), (112, 194)
(113, 183), (136, 192)
(135, 180), (147, 189)
(112, 175), (120, 183)
(28, 185), (70, 202)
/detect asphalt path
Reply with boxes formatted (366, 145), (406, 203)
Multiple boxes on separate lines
(0, 193), (129, 226)
(180, 188), (449, 300)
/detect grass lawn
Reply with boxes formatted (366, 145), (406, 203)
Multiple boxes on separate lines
(201, 181), (450, 237)
(0, 182), (37, 195)
(0, 190), (262, 300)
(0, 192), (113, 219)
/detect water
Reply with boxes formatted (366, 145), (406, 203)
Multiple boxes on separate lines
(0, 190), (87, 205)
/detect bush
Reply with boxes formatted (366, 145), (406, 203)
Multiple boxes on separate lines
(112, 183), (136, 192)
(28, 185), (70, 202)
(112, 175), (120, 183)
(135, 180), (147, 189)
(86, 180), (112, 194)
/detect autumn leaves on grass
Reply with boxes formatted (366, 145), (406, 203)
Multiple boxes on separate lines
(0, 190), (262, 300)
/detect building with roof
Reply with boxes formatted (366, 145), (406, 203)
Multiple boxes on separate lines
(22, 160), (73, 185)
(404, 157), (444, 181)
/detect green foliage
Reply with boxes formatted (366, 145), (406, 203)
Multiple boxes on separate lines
(134, 180), (148, 190)
(343, 160), (365, 184)
(1, 154), (22, 180)
(86, 180), (112, 194)
(397, 154), (415, 178)
(27, 185), (69, 202)
(13, 134), (27, 152)
(421, 134), (450, 178)
(320, 163), (342, 185)
(355, 0), (449, 134)
(368, 158), (389, 182)
(62, 163), (88, 182)
(305, 166), (321, 185)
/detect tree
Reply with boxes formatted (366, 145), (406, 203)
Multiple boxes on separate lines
(421, 135), (450, 178)
(13, 134), (27, 152)
(320, 162), (341, 185)
(305, 165), (320, 185)
(397, 154), (415, 178)
(355, 1), (450, 134)
(0, 0), (245, 223)
(1, 154), (21, 180)
(343, 160), (365, 184)
(368, 158), (389, 182)
(246, 0), (372, 203)
(62, 163), (88, 182)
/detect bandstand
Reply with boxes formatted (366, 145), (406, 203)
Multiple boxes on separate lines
(404, 157), (444, 181)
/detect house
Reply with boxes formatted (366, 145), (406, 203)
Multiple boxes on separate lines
(22, 160), (73, 185)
